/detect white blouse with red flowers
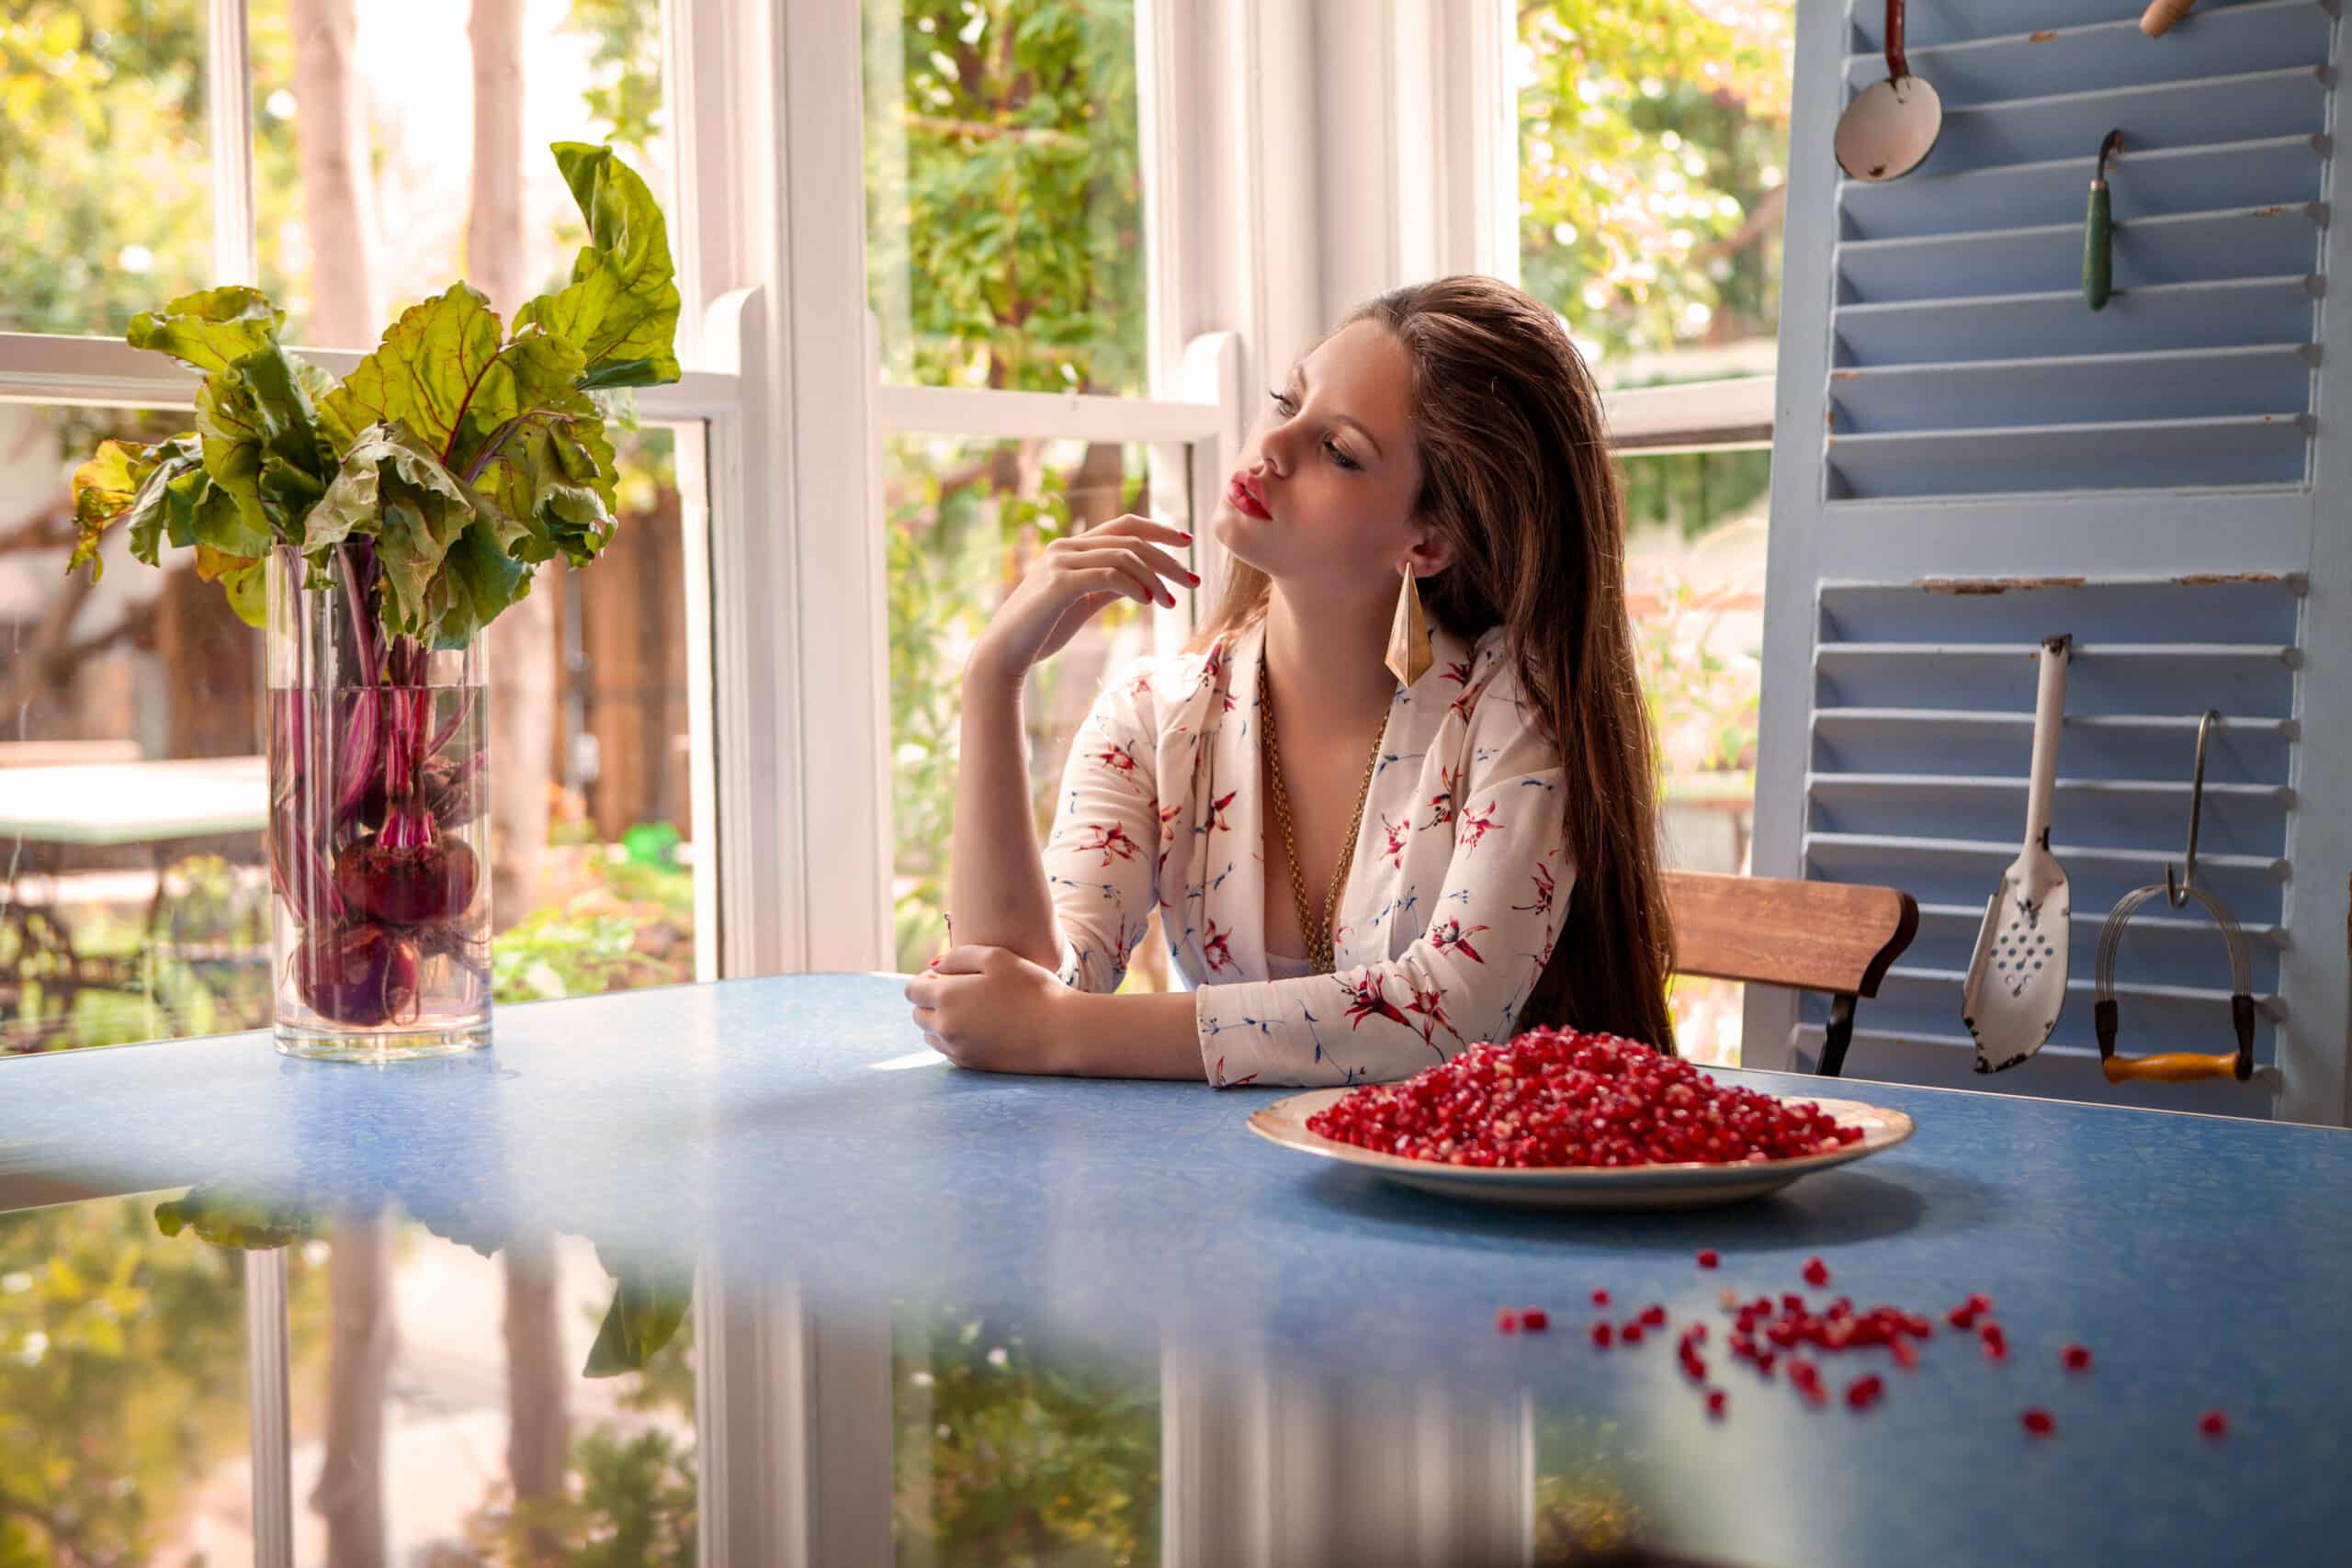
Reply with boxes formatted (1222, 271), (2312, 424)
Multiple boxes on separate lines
(1042, 615), (1574, 1088)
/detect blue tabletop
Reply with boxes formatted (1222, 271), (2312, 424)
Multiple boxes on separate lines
(5, 972), (2349, 1566)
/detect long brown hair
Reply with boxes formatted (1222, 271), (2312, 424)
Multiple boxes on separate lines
(1193, 275), (1677, 1052)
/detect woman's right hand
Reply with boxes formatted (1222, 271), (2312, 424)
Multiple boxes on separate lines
(967, 514), (1198, 686)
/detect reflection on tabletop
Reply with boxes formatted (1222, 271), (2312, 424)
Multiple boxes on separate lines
(2, 1188), (1727, 1568)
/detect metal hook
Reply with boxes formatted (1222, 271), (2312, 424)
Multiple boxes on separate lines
(2165, 710), (2219, 908)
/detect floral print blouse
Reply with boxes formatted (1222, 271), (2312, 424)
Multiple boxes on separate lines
(1044, 615), (1572, 1088)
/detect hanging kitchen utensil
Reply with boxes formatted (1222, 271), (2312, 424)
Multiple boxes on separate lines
(1835, 0), (1943, 183)
(2142, 0), (2199, 39)
(2085, 131), (2123, 311)
(1964, 635), (2073, 1073)
(2094, 887), (2257, 1084)
(2165, 707), (2216, 909)
(2096, 715), (2256, 1084)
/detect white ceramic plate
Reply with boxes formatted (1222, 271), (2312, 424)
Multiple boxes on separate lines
(1248, 1089), (1915, 1211)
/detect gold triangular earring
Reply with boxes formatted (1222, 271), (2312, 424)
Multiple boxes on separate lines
(1385, 564), (1432, 688)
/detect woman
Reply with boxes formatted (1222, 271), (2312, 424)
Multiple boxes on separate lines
(906, 275), (1675, 1085)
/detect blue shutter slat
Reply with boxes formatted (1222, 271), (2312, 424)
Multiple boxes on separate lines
(1810, 711), (2301, 784)
(1839, 135), (2326, 239)
(1833, 276), (2319, 366)
(1815, 640), (2300, 716)
(1844, 1), (2335, 104)
(1838, 206), (2322, 302)
(1826, 415), (2312, 497)
(1830, 345), (2315, 434)
(1806, 775), (2290, 856)
(1856, 1), (2229, 51)
(1924, 67), (2326, 171)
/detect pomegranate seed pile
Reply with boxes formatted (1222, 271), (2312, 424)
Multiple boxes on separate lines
(1491, 1251), (2232, 1444)
(1306, 1028), (1864, 1168)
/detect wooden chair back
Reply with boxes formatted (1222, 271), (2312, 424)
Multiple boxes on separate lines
(1666, 871), (1917, 1000)
(1515, 870), (1917, 1075)
(1666, 870), (1918, 1076)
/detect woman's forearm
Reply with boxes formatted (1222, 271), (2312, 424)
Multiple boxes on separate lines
(946, 660), (1062, 970)
(1060, 990), (1205, 1079)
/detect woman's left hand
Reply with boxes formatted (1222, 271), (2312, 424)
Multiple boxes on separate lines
(904, 944), (1081, 1075)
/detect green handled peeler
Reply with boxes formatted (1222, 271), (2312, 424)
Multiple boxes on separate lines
(2085, 130), (2122, 311)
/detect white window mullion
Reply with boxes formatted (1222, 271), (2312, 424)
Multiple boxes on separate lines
(209, 0), (259, 288)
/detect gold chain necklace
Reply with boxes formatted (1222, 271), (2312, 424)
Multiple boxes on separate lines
(1259, 656), (1389, 974)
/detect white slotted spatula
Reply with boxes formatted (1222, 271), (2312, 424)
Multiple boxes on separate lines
(1965, 634), (2072, 1074)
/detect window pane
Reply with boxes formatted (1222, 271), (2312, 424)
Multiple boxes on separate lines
(245, 0), (673, 349)
(862, 1), (1148, 395)
(1516, 2), (1792, 390)
(886, 434), (1187, 977)
(1623, 447), (1767, 1065)
(489, 422), (708, 1009)
(1, 402), (705, 1055)
(0, 1), (217, 334)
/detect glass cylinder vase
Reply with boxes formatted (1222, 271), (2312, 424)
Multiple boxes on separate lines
(266, 544), (492, 1060)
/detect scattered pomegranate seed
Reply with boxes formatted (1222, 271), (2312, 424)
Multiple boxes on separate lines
(1497, 1309), (1521, 1334)
(1304, 1029), (1865, 1168)
(1640, 1303), (1668, 1328)
(1591, 1322), (1613, 1348)
(1622, 1322), (1646, 1344)
(1698, 1249), (1721, 1269)
(1682, 1353), (1709, 1382)
(1521, 1308), (1549, 1333)
(1802, 1258), (1831, 1287)
(1968, 1293), (1993, 1314)
(2062, 1344), (2091, 1371)
(1719, 1287), (1742, 1310)
(1592, 1289), (1611, 1306)
(1890, 1337), (1918, 1371)
(1946, 1304), (1978, 1330)
(1846, 1374), (1884, 1409)
(1754, 1349), (1777, 1375)
(2021, 1407), (2054, 1437)
(1980, 1321), (2007, 1361)
(2199, 1410), (2228, 1438)
(1706, 1389), (1727, 1417)
(1682, 1323), (1708, 1346)
(1781, 1292), (1805, 1313)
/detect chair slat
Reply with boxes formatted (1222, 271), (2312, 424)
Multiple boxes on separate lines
(1667, 871), (1918, 999)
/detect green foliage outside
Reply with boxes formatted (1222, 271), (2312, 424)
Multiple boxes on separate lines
(893, 1309), (1161, 1567)
(0, 1195), (330, 1565)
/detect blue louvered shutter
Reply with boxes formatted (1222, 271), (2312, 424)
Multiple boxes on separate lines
(1753, 0), (2352, 1125)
